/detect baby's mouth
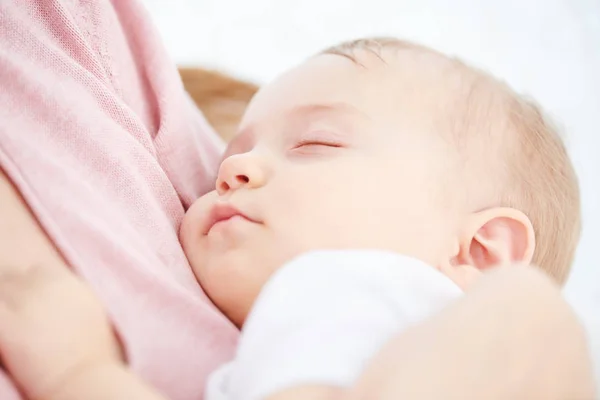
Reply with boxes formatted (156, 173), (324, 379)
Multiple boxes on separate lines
(203, 203), (258, 235)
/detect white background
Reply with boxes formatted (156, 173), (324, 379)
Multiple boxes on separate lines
(144, 0), (599, 382)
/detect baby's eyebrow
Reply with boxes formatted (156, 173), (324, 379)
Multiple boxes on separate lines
(288, 102), (370, 120)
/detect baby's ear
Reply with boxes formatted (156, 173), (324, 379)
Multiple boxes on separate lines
(455, 208), (535, 270)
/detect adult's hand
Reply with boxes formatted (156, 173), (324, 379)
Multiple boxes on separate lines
(349, 265), (596, 400)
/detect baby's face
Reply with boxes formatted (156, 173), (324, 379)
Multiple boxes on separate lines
(181, 51), (461, 326)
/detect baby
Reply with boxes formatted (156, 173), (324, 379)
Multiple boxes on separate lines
(0, 38), (581, 400)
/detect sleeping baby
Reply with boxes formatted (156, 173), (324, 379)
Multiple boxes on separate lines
(0, 37), (581, 400)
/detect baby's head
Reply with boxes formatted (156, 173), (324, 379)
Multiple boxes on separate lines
(181, 38), (581, 326)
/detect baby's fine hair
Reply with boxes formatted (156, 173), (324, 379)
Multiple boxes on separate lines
(321, 38), (581, 284)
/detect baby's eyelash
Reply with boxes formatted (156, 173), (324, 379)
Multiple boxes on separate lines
(293, 139), (343, 149)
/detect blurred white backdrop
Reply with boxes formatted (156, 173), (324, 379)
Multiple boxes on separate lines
(144, 0), (599, 381)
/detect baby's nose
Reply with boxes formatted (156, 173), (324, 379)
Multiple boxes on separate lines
(218, 173), (250, 193)
(215, 153), (269, 195)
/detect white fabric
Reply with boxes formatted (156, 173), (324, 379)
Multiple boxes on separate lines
(205, 250), (463, 400)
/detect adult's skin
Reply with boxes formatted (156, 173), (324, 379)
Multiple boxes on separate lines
(1, 168), (595, 399)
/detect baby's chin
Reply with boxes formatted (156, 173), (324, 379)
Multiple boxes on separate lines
(194, 246), (290, 327)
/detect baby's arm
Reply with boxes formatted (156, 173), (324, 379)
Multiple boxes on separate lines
(0, 263), (166, 400)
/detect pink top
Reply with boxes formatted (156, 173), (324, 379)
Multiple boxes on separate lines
(0, 1), (239, 399)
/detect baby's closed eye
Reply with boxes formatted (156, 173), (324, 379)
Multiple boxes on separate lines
(289, 131), (346, 156)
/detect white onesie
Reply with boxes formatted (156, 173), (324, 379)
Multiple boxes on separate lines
(205, 249), (463, 400)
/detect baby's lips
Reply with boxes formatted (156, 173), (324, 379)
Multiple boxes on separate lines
(202, 202), (258, 235)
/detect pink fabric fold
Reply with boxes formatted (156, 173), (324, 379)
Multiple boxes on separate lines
(0, 1), (239, 399)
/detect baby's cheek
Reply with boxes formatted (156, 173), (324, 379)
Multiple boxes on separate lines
(180, 193), (216, 252)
